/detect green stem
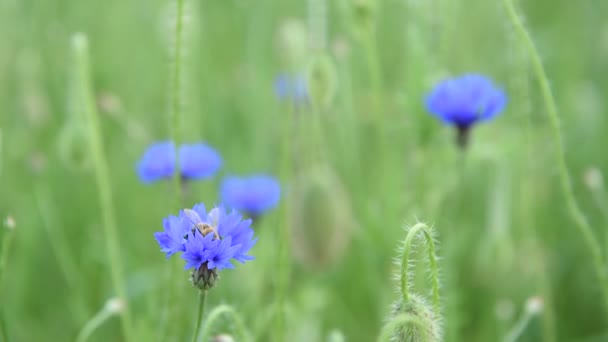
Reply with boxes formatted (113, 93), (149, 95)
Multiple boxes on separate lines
(502, 0), (608, 314)
(35, 187), (89, 321)
(200, 304), (252, 342)
(400, 223), (440, 312)
(363, 28), (382, 117)
(0, 224), (15, 299)
(0, 222), (15, 342)
(72, 33), (133, 342)
(171, 0), (186, 205)
(191, 290), (207, 342)
(377, 313), (427, 342)
(161, 1), (187, 338)
(274, 92), (294, 342)
(75, 303), (117, 342)
(503, 311), (534, 342)
(0, 313), (8, 342)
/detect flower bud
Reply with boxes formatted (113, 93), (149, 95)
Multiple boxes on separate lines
(276, 18), (309, 69)
(306, 54), (337, 110)
(385, 294), (441, 342)
(191, 262), (219, 291)
(57, 121), (92, 172)
(350, 0), (376, 38)
(290, 164), (354, 270)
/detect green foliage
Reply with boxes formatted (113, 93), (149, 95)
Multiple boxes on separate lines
(1, 0), (608, 341)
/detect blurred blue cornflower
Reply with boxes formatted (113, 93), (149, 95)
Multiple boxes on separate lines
(137, 141), (222, 183)
(154, 203), (257, 290)
(220, 175), (281, 217)
(425, 74), (507, 147)
(274, 74), (308, 105)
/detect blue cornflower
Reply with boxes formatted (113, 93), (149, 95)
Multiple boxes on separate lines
(274, 74), (308, 105)
(179, 143), (223, 180)
(154, 203), (257, 290)
(136, 141), (222, 183)
(137, 141), (175, 183)
(153, 214), (189, 258)
(220, 175), (281, 217)
(425, 74), (507, 147)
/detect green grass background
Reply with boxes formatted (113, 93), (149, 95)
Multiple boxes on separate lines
(1, 0), (608, 341)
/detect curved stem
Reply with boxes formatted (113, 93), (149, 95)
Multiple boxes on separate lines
(377, 313), (428, 342)
(200, 304), (251, 342)
(73, 33), (133, 342)
(502, 0), (608, 314)
(191, 290), (207, 342)
(75, 304), (116, 342)
(503, 311), (534, 342)
(400, 223), (440, 312)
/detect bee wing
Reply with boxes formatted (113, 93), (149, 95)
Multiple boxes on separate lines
(183, 208), (203, 227)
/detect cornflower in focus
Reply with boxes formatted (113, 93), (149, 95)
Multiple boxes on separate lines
(154, 204), (257, 290)
(136, 141), (222, 183)
(425, 74), (507, 148)
(274, 73), (308, 106)
(220, 175), (281, 218)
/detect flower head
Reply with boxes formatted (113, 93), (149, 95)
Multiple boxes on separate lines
(153, 214), (189, 258)
(154, 203), (257, 290)
(137, 141), (175, 183)
(136, 141), (222, 183)
(274, 74), (308, 105)
(425, 74), (507, 128)
(220, 175), (281, 217)
(179, 143), (223, 180)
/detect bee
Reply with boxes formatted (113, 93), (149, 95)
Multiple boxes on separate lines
(183, 208), (220, 240)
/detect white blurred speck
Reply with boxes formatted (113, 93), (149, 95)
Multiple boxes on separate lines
(105, 297), (125, 313)
(584, 167), (604, 191)
(525, 296), (543, 315)
(4, 216), (15, 230)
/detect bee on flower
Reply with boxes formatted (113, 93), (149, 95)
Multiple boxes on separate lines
(154, 204), (257, 290)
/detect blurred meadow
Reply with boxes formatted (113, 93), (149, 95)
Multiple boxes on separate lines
(2, 0), (608, 341)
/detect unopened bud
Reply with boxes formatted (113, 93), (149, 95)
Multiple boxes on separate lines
(57, 122), (92, 172)
(306, 55), (337, 110)
(276, 18), (309, 68)
(350, 0), (376, 37)
(386, 294), (441, 342)
(191, 262), (218, 290)
(291, 165), (354, 270)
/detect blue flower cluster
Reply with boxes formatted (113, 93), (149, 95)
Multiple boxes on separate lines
(274, 74), (308, 105)
(220, 175), (281, 217)
(425, 74), (507, 147)
(137, 141), (222, 183)
(154, 204), (257, 289)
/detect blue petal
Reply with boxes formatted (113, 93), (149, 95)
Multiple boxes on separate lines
(136, 141), (175, 183)
(425, 74), (507, 127)
(179, 143), (223, 180)
(220, 175), (281, 216)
